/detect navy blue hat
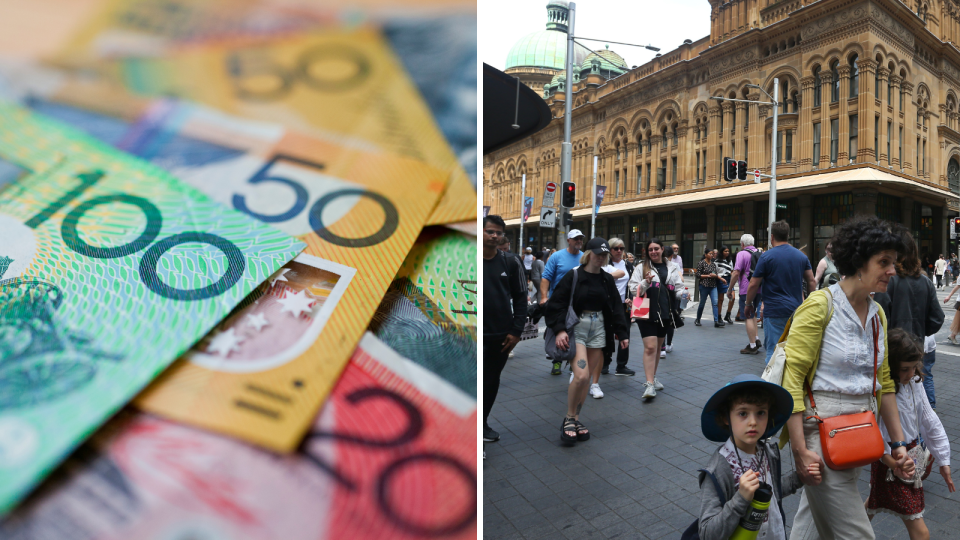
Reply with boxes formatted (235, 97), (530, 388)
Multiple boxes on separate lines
(700, 374), (794, 443)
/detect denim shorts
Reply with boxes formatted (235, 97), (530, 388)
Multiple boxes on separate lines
(739, 293), (762, 319)
(574, 311), (606, 348)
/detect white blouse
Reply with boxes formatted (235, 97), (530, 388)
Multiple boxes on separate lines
(879, 380), (951, 466)
(811, 284), (885, 395)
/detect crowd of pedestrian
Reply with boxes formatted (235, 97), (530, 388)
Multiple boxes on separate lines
(483, 212), (956, 539)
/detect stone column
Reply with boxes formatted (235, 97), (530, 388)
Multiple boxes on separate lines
(758, 105), (770, 171)
(735, 101), (747, 162)
(902, 197), (914, 229)
(890, 76), (902, 168)
(837, 64), (851, 163)
(858, 59), (877, 163)
(853, 187), (878, 216)
(747, 93), (762, 172)
(679, 119), (692, 189)
(934, 204), (945, 255)
(708, 106), (721, 183)
(706, 205), (717, 254)
(799, 76), (815, 169)
(722, 102), (734, 155)
(877, 68), (889, 164)
(650, 135), (663, 189)
(902, 81), (916, 174)
(820, 71), (834, 166)
(627, 142), (638, 195)
(799, 194), (814, 263)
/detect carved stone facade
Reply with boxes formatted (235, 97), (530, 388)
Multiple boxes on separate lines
(485, 0), (960, 262)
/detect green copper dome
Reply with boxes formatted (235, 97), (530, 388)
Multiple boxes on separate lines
(504, 2), (590, 70)
(581, 46), (628, 72)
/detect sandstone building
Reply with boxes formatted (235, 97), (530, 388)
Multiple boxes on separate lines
(484, 0), (960, 266)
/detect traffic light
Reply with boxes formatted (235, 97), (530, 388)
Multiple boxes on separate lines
(724, 158), (737, 182)
(560, 181), (576, 208)
(737, 160), (748, 181)
(563, 213), (573, 228)
(953, 217), (960, 235)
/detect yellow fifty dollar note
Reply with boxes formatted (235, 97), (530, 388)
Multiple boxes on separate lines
(57, 27), (474, 225)
(105, 100), (448, 451)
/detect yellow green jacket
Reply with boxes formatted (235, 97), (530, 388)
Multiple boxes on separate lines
(778, 289), (895, 446)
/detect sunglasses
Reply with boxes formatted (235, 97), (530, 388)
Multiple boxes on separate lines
(611, 247), (624, 251)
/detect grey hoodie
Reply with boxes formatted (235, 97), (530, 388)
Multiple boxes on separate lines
(697, 439), (803, 540)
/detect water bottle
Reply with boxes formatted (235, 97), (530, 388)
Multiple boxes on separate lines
(679, 287), (690, 310)
(729, 482), (772, 540)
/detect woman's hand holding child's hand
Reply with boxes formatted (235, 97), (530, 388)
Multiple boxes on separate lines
(941, 465), (955, 492)
(738, 470), (760, 502)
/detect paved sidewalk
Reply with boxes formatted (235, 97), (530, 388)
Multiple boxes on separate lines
(484, 280), (960, 539)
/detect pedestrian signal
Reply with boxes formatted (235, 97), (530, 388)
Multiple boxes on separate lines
(724, 158), (737, 182)
(561, 181), (576, 208)
(737, 161), (748, 181)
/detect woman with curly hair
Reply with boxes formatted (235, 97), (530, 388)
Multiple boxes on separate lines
(781, 216), (916, 539)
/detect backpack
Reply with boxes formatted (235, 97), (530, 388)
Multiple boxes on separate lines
(680, 470), (724, 540)
(744, 249), (761, 281)
(818, 257), (841, 290)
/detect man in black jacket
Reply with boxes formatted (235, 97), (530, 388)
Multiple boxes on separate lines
(483, 215), (527, 443)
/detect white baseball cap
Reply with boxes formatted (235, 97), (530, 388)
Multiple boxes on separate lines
(567, 229), (585, 240)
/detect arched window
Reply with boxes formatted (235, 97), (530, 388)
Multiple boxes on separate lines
(830, 61), (840, 102)
(849, 55), (859, 97)
(949, 157), (960, 195)
(781, 81), (790, 113)
(791, 90), (799, 112)
(813, 66), (822, 107)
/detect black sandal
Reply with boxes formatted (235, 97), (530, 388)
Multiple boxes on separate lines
(561, 417), (578, 444)
(574, 419), (590, 441)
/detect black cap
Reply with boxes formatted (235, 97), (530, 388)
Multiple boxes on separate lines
(584, 237), (610, 255)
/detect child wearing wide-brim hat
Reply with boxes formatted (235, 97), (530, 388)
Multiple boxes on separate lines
(692, 374), (819, 540)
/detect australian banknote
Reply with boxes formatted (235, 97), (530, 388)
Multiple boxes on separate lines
(0, 102), (305, 514)
(0, 333), (477, 539)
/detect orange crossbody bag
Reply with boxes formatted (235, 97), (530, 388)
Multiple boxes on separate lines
(804, 315), (885, 470)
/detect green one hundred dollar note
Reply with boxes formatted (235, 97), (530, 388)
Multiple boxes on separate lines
(0, 102), (305, 514)
(370, 229), (477, 397)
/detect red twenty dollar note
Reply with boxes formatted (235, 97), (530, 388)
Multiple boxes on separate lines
(0, 333), (477, 539)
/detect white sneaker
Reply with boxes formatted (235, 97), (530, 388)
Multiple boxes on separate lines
(665, 344), (673, 353)
(659, 349), (666, 359)
(590, 383), (604, 399)
(643, 381), (657, 399)
(654, 378), (664, 391)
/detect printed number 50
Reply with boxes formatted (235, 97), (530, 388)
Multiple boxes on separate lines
(232, 154), (398, 248)
(27, 170), (244, 301)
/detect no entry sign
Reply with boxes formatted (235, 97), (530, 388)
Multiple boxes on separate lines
(542, 182), (557, 208)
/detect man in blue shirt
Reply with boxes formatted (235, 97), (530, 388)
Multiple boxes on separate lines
(540, 229), (585, 375)
(744, 220), (817, 364)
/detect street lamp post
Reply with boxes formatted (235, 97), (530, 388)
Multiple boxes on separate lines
(558, 2), (576, 249)
(712, 79), (779, 245)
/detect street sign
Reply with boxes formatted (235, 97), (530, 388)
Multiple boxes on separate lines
(776, 203), (787, 210)
(540, 207), (557, 228)
(542, 182), (557, 208)
(754, 170), (761, 182)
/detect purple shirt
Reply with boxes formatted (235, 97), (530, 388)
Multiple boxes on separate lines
(734, 246), (758, 293)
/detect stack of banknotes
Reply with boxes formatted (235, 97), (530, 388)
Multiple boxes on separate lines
(0, 1), (477, 538)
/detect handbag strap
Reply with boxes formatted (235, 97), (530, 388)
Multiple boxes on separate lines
(568, 268), (578, 311)
(806, 310), (878, 417)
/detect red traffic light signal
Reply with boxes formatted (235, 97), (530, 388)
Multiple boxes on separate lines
(560, 181), (576, 208)
(724, 158), (737, 182)
(737, 160), (748, 181)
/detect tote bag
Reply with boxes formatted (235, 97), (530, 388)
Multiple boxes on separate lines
(544, 269), (579, 362)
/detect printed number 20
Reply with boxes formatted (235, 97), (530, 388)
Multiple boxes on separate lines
(232, 154), (398, 248)
(26, 170), (244, 301)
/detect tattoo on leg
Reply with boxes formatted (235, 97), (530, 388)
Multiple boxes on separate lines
(576, 403), (583, 415)
(577, 359), (586, 369)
